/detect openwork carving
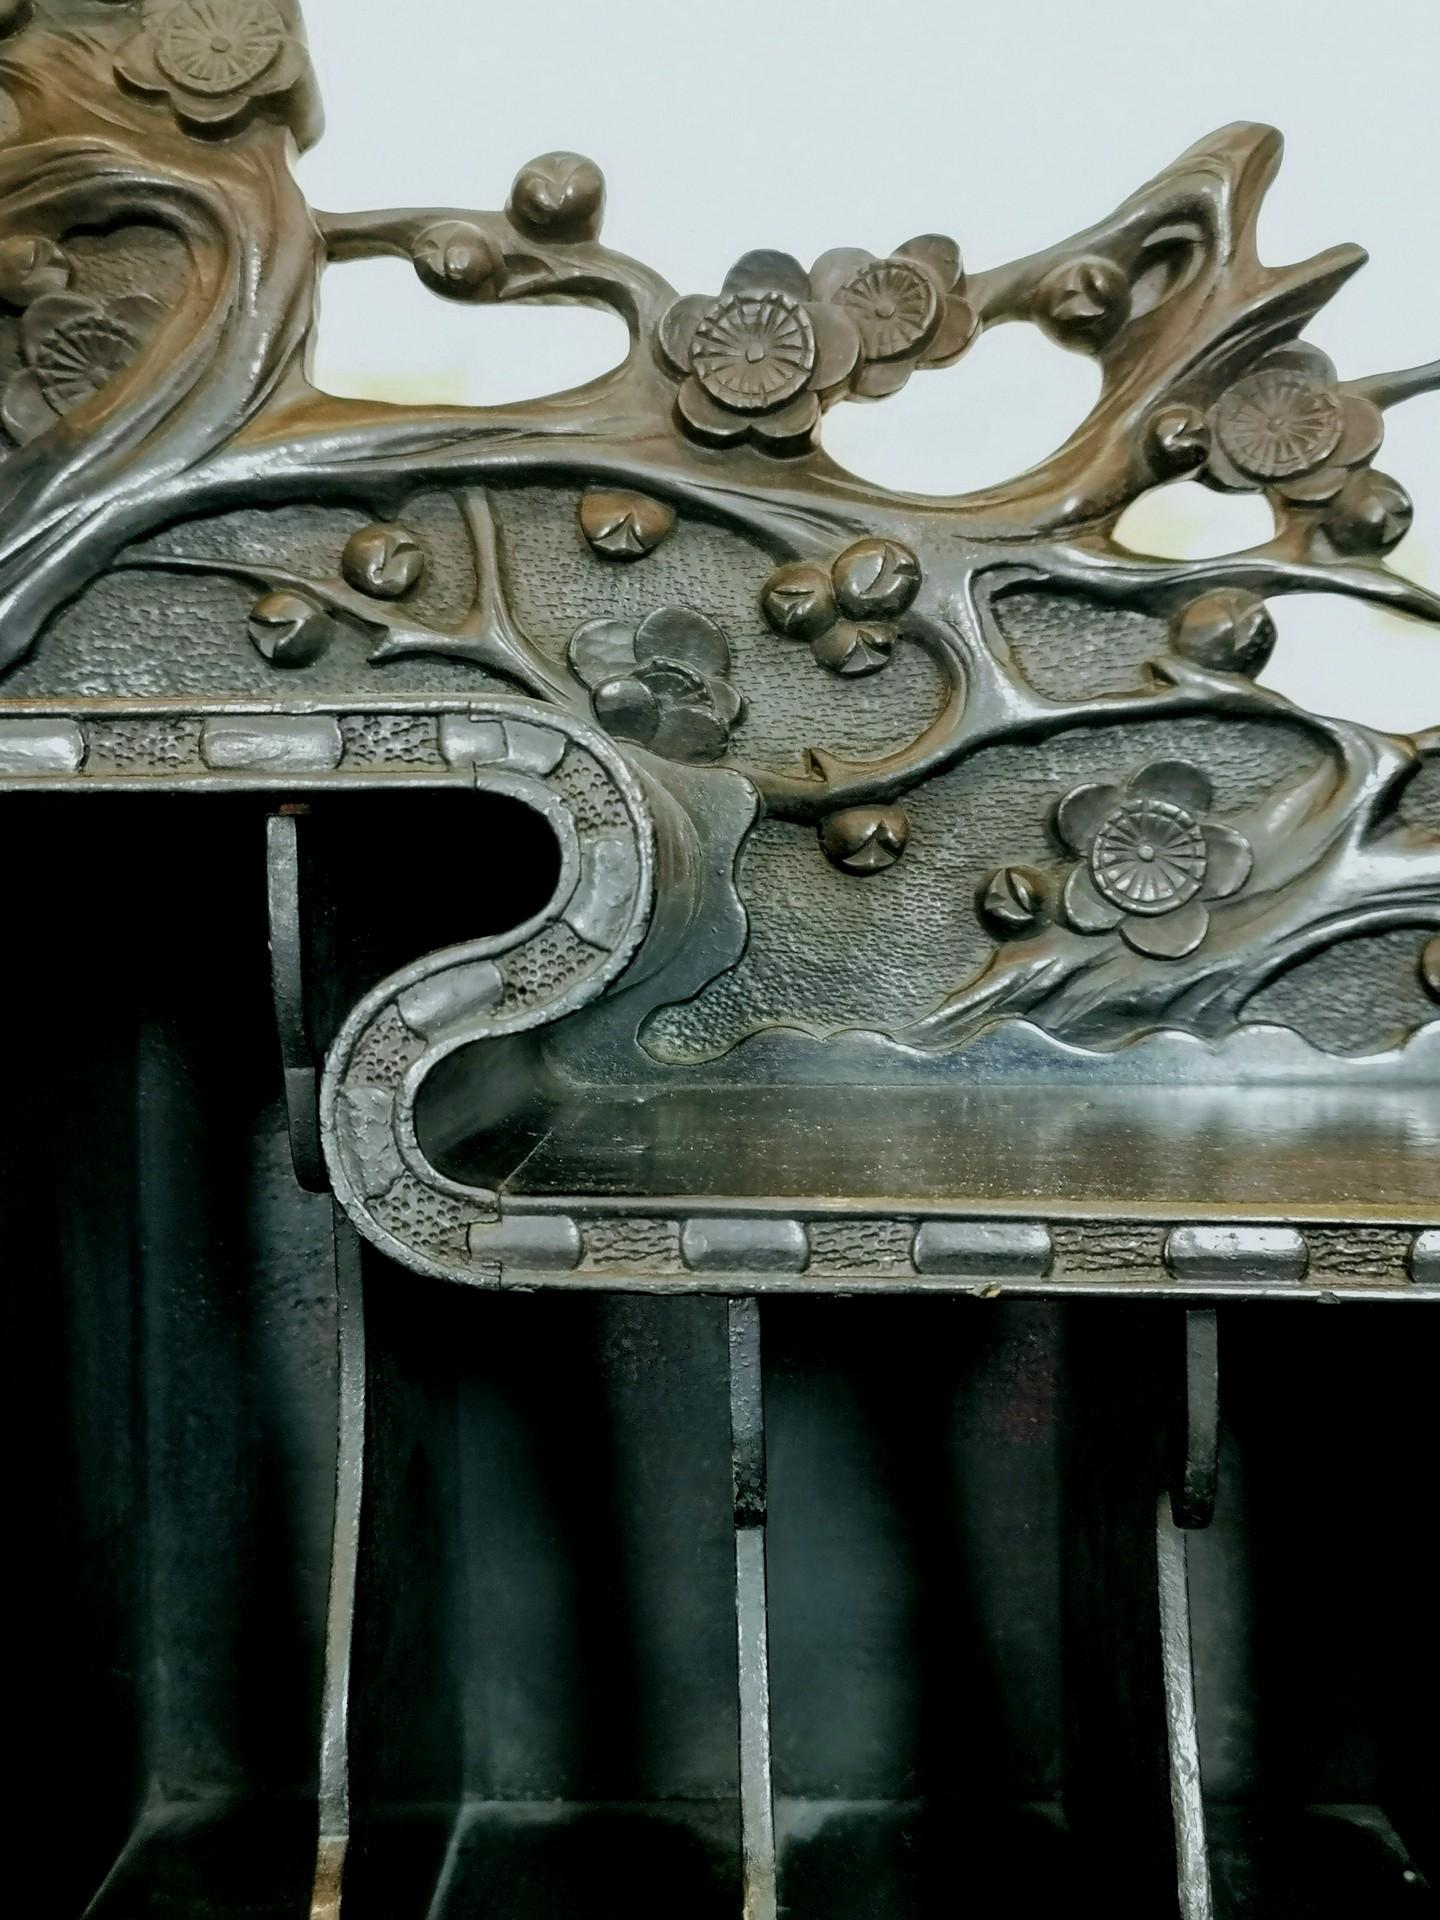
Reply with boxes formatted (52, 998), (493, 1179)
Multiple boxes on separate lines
(1, 3), (1437, 1273)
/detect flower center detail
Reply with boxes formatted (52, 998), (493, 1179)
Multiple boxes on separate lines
(691, 291), (817, 413)
(1214, 368), (1345, 481)
(31, 314), (145, 412)
(835, 260), (939, 362)
(157, 0), (287, 96)
(1090, 798), (1207, 915)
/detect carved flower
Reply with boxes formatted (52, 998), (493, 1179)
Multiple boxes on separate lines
(760, 538), (921, 677)
(1055, 760), (1252, 961)
(811, 234), (978, 399)
(1206, 346), (1383, 504)
(115, 0), (319, 142)
(568, 607), (743, 763)
(1, 291), (161, 443)
(658, 251), (861, 453)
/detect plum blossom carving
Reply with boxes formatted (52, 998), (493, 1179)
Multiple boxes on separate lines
(1056, 761), (1252, 960)
(115, 0), (319, 142)
(760, 538), (921, 677)
(1206, 346), (1383, 505)
(811, 233), (978, 398)
(569, 607), (743, 763)
(1, 292), (161, 444)
(658, 251), (860, 453)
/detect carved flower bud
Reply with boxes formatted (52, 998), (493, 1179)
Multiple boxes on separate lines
(508, 151), (606, 243)
(1034, 255), (1131, 352)
(0, 234), (71, 307)
(831, 538), (921, 619)
(980, 865), (1045, 936)
(819, 805), (909, 875)
(580, 489), (674, 560)
(1170, 590), (1276, 676)
(248, 591), (337, 668)
(1421, 936), (1440, 1004)
(761, 562), (837, 640)
(413, 220), (503, 302)
(1147, 403), (1210, 476)
(812, 622), (893, 677)
(1324, 470), (1413, 556)
(342, 524), (426, 600)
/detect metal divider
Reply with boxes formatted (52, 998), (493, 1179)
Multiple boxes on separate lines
(728, 1297), (778, 1920)
(1063, 1304), (1221, 1918)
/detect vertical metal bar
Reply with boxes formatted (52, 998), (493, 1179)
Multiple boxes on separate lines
(1172, 1309), (1220, 1531)
(727, 1296), (777, 1920)
(266, 810), (327, 1193)
(311, 1209), (366, 1920)
(1156, 1497), (1215, 1920)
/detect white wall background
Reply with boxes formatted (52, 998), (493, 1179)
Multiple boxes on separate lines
(297, 0), (1439, 730)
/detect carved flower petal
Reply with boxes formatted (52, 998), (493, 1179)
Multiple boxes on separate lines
(676, 375), (748, 446)
(568, 616), (638, 689)
(592, 675), (660, 746)
(650, 701), (729, 763)
(1276, 464), (1348, 505)
(1063, 863), (1124, 934)
(1054, 781), (1122, 852)
(1258, 342), (1337, 386)
(657, 294), (711, 377)
(114, 32), (165, 97)
(111, 294), (165, 335)
(1200, 824), (1253, 901)
(1331, 392), (1384, 471)
(722, 250), (812, 301)
(634, 605), (731, 677)
(1121, 897), (1209, 960)
(749, 389), (821, 453)
(1127, 759), (1212, 814)
(809, 302), (862, 393)
(853, 359), (913, 401)
(21, 291), (98, 359)
(174, 90), (253, 131)
(707, 676), (745, 730)
(635, 657), (710, 704)
(1202, 440), (1257, 494)
(809, 247), (876, 303)
(251, 36), (307, 99)
(921, 296), (980, 369)
(896, 233), (962, 290)
(1, 368), (57, 444)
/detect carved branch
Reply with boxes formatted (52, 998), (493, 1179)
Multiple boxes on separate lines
(314, 205), (678, 336)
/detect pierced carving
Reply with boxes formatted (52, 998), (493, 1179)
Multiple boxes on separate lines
(0, 5), (1435, 1076)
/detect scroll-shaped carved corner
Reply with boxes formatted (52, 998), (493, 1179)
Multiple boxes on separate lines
(317, 700), (703, 1280)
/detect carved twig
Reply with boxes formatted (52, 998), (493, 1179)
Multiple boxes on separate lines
(368, 490), (584, 705)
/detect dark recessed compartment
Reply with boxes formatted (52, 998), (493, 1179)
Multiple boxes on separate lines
(11, 799), (1437, 1917)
